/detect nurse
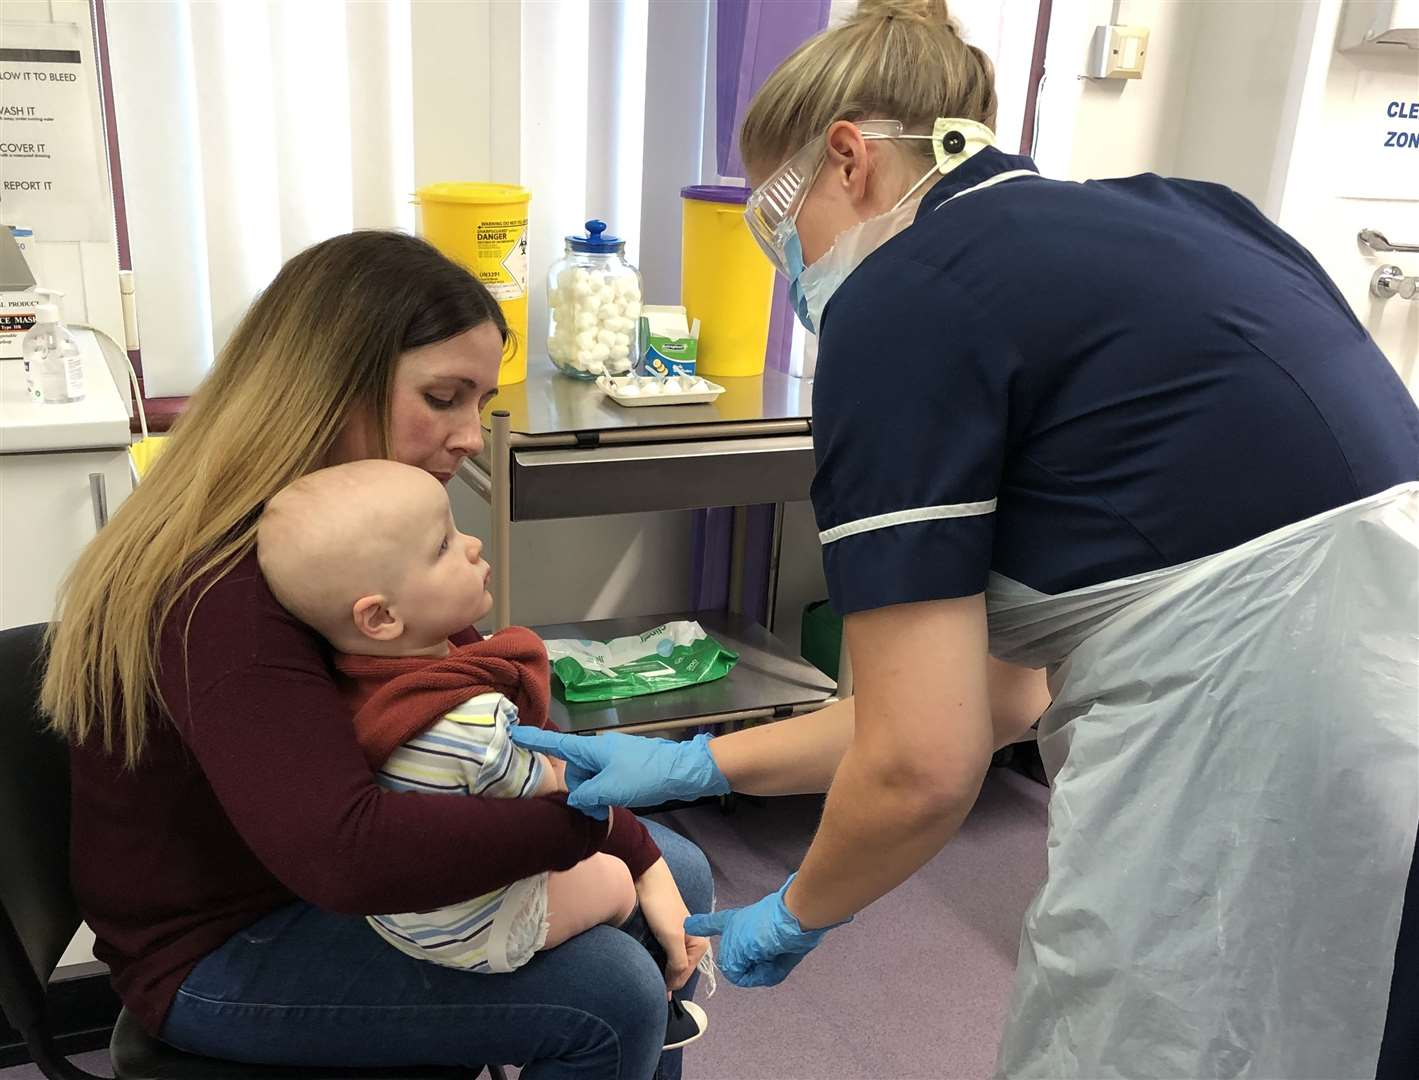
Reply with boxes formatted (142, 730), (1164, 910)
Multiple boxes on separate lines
(516, 0), (1419, 1076)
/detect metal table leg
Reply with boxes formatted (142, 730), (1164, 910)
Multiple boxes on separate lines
(765, 502), (785, 632)
(727, 506), (748, 616)
(491, 410), (512, 631)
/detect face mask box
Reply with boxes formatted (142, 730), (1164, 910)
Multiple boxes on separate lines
(0, 293), (39, 359)
(0, 225), (38, 359)
(640, 305), (699, 378)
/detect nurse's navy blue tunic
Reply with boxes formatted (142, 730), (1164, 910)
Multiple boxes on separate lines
(813, 148), (1417, 612)
(809, 147), (1419, 1076)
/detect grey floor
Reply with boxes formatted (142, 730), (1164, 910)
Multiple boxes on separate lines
(4, 769), (1048, 1080)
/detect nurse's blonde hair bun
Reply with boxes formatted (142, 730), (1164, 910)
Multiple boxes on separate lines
(740, 0), (995, 177)
(852, 0), (955, 27)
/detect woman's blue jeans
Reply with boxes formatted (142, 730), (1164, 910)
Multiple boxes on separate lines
(162, 818), (711, 1080)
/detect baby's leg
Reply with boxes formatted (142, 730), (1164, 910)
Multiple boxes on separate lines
(542, 853), (637, 949)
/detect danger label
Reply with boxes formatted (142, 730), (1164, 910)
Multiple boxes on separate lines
(475, 218), (528, 301)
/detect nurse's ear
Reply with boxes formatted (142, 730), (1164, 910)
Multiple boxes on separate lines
(824, 120), (875, 210)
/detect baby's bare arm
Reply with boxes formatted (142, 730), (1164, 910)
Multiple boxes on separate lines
(530, 751), (568, 796)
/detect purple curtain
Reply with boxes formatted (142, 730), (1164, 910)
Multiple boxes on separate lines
(691, 0), (830, 625)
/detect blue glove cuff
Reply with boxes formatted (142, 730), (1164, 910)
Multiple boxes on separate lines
(774, 873), (854, 943)
(688, 733), (733, 797)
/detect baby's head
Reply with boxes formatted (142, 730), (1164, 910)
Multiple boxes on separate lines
(257, 460), (492, 656)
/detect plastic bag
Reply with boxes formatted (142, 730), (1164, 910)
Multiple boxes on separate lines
(544, 621), (738, 703)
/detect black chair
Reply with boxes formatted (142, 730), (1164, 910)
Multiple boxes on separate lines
(0, 623), (505, 1080)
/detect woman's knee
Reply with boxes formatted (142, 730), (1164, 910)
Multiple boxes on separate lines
(565, 929), (666, 1074)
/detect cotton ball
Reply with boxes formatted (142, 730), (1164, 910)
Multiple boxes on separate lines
(618, 382), (641, 397)
(576, 310), (597, 330)
(613, 332), (631, 350)
(608, 356), (632, 374)
(576, 348), (594, 367)
(596, 328), (617, 346)
(576, 330), (596, 350)
(599, 303), (621, 321)
(690, 378), (710, 393)
(592, 343), (611, 361)
(664, 380), (685, 395)
(623, 286), (642, 305)
(623, 301), (642, 321)
(640, 380), (663, 396)
(587, 359), (605, 376)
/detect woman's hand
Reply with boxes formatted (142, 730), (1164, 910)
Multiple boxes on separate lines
(510, 729), (730, 819)
(635, 857), (707, 992)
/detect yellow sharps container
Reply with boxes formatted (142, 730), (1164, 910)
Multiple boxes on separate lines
(416, 183), (531, 385)
(680, 185), (774, 378)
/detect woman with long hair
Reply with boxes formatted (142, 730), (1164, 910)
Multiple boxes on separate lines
(43, 230), (709, 1079)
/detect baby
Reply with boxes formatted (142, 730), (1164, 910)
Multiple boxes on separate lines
(256, 459), (708, 1047)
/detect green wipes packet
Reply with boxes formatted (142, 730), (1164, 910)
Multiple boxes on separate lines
(544, 621), (738, 703)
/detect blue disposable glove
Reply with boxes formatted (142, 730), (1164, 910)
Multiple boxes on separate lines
(508, 728), (731, 820)
(683, 874), (849, 988)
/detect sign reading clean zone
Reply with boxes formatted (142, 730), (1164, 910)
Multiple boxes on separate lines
(1385, 99), (1418, 148)
(0, 20), (112, 241)
(1346, 70), (1419, 202)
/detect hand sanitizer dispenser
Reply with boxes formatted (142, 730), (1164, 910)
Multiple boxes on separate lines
(22, 288), (85, 404)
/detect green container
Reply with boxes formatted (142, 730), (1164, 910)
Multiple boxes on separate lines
(799, 599), (841, 680)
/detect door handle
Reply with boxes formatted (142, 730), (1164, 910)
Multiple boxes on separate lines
(89, 472), (109, 531)
(1359, 229), (1419, 254)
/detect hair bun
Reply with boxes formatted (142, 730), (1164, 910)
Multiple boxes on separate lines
(852, 0), (954, 26)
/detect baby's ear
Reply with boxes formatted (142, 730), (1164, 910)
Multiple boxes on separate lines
(352, 595), (404, 642)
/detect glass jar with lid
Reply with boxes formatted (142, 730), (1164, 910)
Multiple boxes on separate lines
(546, 220), (642, 378)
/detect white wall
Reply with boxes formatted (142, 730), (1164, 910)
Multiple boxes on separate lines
(1171, 0), (1311, 214)
(1035, 0), (1200, 180)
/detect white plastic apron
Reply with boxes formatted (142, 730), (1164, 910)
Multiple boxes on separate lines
(988, 482), (1419, 1079)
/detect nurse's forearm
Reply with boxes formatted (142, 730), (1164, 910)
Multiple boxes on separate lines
(704, 659), (1039, 797)
(783, 736), (987, 929)
(781, 596), (995, 929)
(708, 697), (854, 796)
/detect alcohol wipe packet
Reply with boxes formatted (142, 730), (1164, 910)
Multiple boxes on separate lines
(543, 621), (738, 702)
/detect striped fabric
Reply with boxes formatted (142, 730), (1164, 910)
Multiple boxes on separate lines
(366, 692), (548, 972)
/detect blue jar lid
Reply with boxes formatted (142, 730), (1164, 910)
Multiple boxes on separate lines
(567, 219), (625, 254)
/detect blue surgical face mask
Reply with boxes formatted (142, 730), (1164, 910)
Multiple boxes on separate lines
(785, 230), (813, 332)
(778, 116), (999, 334)
(787, 170), (937, 334)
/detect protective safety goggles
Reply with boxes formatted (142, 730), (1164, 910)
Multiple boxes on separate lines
(744, 120), (939, 277)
